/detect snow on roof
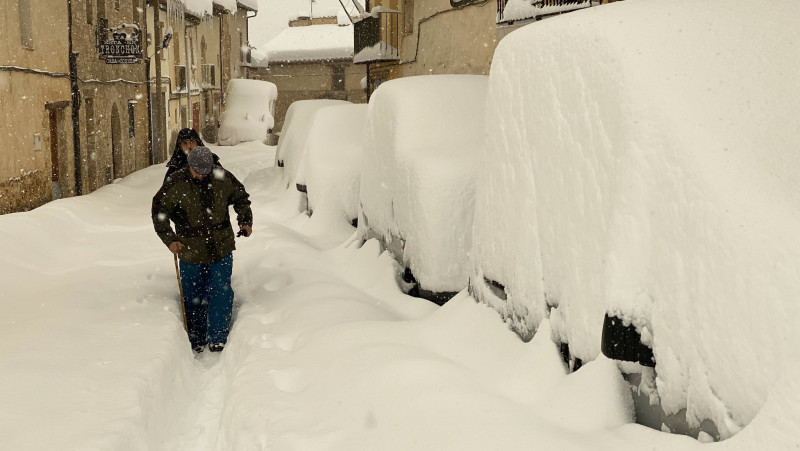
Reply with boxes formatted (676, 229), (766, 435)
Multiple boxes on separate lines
(236, 0), (257, 12)
(252, 23), (354, 66)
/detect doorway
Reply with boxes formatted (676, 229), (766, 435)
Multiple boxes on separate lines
(49, 109), (62, 199)
(46, 101), (70, 199)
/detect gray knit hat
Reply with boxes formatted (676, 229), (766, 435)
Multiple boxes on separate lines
(187, 146), (214, 175)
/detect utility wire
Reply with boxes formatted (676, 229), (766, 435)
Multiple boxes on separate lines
(0, 65), (69, 78)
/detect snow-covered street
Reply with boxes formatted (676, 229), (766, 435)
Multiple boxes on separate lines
(0, 143), (793, 450)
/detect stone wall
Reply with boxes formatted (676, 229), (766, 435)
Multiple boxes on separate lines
(250, 60), (367, 133)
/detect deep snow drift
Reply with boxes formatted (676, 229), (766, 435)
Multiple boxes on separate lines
(0, 143), (795, 449)
(358, 75), (488, 294)
(217, 79), (278, 146)
(275, 99), (352, 187)
(303, 103), (368, 226)
(473, 0), (800, 442)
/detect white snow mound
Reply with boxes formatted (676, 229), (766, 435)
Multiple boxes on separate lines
(218, 79), (278, 146)
(473, 0), (800, 439)
(304, 104), (369, 226)
(359, 75), (488, 293)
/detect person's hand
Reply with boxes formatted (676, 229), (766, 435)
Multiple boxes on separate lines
(238, 225), (252, 237)
(169, 241), (184, 254)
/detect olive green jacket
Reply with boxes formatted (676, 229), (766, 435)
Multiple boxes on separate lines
(152, 166), (252, 264)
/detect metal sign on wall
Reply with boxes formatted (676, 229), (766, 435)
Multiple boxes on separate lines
(97, 22), (142, 64)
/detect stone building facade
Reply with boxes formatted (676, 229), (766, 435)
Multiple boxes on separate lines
(148, 0), (255, 162)
(1, 0), (74, 213)
(1, 0), (256, 214)
(72, 0), (150, 194)
(249, 16), (367, 135)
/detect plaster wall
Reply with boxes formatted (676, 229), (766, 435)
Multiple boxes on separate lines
(0, 0), (73, 212)
(250, 61), (366, 133)
(399, 0), (497, 77)
(0, 73), (72, 213)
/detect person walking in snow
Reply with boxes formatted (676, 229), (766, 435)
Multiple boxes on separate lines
(163, 128), (222, 183)
(152, 146), (253, 353)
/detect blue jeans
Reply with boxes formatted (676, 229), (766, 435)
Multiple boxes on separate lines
(179, 252), (234, 349)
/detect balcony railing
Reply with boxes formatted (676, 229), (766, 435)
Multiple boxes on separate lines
(354, 12), (400, 64)
(497, 0), (591, 24)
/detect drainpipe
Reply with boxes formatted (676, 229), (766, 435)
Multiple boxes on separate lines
(146, 55), (153, 165)
(184, 22), (192, 129)
(366, 63), (371, 102)
(155, 21), (168, 162)
(145, 0), (153, 165)
(365, 0), (371, 102)
(245, 8), (256, 80)
(219, 10), (224, 102)
(67, 0), (83, 195)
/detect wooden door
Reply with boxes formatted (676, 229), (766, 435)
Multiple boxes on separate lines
(49, 110), (59, 182)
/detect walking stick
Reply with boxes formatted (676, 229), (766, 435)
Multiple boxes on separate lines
(174, 253), (188, 332)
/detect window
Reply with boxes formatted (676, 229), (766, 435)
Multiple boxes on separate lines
(19, 0), (33, 49)
(132, 1), (139, 24)
(239, 32), (252, 65)
(202, 65), (216, 87)
(127, 101), (136, 138)
(174, 30), (181, 61)
(175, 65), (187, 91)
(332, 65), (345, 91)
(86, 0), (94, 24)
(497, 0), (508, 21)
(157, 22), (168, 60)
(85, 97), (96, 149)
(403, 0), (414, 36)
(239, 32), (246, 63)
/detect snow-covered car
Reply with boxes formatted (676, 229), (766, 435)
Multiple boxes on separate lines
(217, 79), (277, 146)
(302, 104), (368, 227)
(358, 75), (488, 305)
(469, 0), (800, 442)
(275, 99), (351, 190)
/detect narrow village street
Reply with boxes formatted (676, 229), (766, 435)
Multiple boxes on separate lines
(4, 0), (800, 447)
(0, 142), (718, 450)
